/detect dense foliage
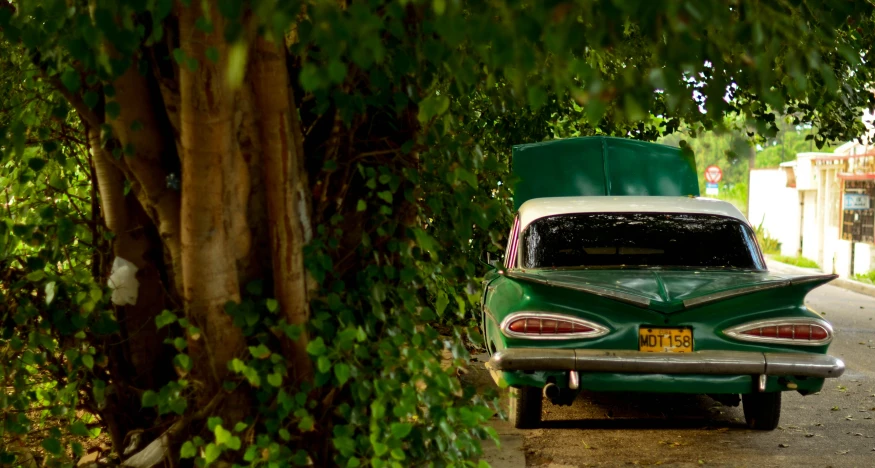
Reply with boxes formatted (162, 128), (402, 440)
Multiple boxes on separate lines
(2, 1), (875, 467)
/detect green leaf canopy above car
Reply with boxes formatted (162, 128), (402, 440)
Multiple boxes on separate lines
(482, 137), (843, 430)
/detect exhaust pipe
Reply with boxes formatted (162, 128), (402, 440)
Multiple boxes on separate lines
(543, 383), (560, 400)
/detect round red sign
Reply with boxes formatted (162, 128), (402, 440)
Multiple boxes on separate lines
(704, 165), (723, 183)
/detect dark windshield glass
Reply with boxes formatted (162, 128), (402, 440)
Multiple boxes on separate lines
(520, 213), (764, 270)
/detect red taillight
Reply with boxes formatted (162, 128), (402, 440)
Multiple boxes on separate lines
(727, 319), (833, 345)
(502, 314), (607, 339)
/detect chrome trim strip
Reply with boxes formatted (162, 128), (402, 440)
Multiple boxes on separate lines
(723, 317), (834, 346)
(499, 312), (610, 340)
(487, 348), (845, 379)
(507, 272), (651, 307)
(764, 352), (845, 377)
(486, 348), (576, 372)
(682, 281), (789, 308)
(682, 274), (837, 309)
(788, 274), (839, 285)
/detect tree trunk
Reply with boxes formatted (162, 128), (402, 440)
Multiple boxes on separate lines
(177, 1), (246, 394)
(108, 59), (184, 296)
(88, 127), (174, 449)
(250, 35), (312, 380)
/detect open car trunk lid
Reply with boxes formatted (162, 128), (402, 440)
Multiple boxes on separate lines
(512, 137), (699, 210)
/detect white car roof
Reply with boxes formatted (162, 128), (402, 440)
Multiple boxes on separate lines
(518, 196), (749, 231)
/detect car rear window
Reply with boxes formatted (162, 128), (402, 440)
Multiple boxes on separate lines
(520, 212), (765, 270)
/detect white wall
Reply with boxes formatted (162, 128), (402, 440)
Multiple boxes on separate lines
(801, 190), (819, 261)
(748, 169), (800, 257)
(832, 239), (853, 276)
(854, 243), (874, 276)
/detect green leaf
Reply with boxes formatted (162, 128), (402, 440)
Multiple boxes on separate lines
(417, 94), (450, 123)
(390, 422), (412, 439)
(173, 353), (192, 371)
(229, 358), (247, 373)
(206, 47), (220, 63)
(214, 425), (233, 446)
(180, 441), (197, 458)
(268, 372), (283, 387)
(172, 48), (186, 65)
(83, 91), (99, 109)
(527, 86), (547, 109)
(356, 200), (367, 211)
(60, 68), (80, 92)
(207, 417), (223, 431)
(105, 101), (121, 120)
(69, 421), (90, 437)
(42, 437), (63, 455)
(334, 363), (351, 385)
(298, 414), (315, 432)
(27, 158), (47, 172)
(155, 310), (178, 329)
(45, 282), (56, 305)
(328, 59), (347, 83)
(266, 298), (279, 313)
(306, 337), (327, 356)
(248, 344), (271, 359)
(141, 390), (158, 407)
(372, 441), (389, 456)
(81, 354), (94, 370)
(377, 191), (393, 203)
(172, 337), (187, 351)
(26, 270), (45, 282)
(203, 443), (222, 464)
(435, 292), (449, 316)
(317, 355), (331, 373)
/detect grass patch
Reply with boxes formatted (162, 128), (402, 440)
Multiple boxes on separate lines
(770, 255), (819, 269)
(854, 271), (875, 285)
(753, 220), (780, 255)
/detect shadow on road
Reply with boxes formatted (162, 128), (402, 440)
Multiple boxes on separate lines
(539, 390), (745, 430)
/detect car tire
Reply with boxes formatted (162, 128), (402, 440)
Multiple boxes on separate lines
(742, 391), (781, 430)
(509, 387), (542, 429)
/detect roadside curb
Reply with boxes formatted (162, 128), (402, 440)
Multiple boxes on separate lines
(766, 257), (875, 298)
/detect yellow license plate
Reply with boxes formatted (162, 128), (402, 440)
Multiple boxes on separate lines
(638, 327), (693, 353)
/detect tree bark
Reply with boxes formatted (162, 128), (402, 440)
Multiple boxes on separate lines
(87, 126), (174, 451)
(177, 1), (246, 390)
(251, 35), (312, 379)
(108, 62), (184, 295)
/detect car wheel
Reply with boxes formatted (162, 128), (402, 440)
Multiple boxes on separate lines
(509, 387), (542, 429)
(742, 391), (781, 430)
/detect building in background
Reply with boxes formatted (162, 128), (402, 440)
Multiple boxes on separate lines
(750, 111), (875, 277)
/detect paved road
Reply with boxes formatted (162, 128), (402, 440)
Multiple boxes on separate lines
(482, 267), (875, 467)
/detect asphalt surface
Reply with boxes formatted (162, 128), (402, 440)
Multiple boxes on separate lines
(481, 264), (875, 467)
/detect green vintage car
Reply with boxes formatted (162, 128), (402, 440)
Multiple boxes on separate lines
(481, 137), (844, 430)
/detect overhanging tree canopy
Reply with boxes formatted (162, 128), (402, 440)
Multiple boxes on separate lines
(2, 0), (874, 466)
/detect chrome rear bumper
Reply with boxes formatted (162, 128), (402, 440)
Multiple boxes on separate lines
(487, 349), (845, 379)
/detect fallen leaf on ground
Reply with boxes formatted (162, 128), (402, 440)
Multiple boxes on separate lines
(779, 444), (790, 448)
